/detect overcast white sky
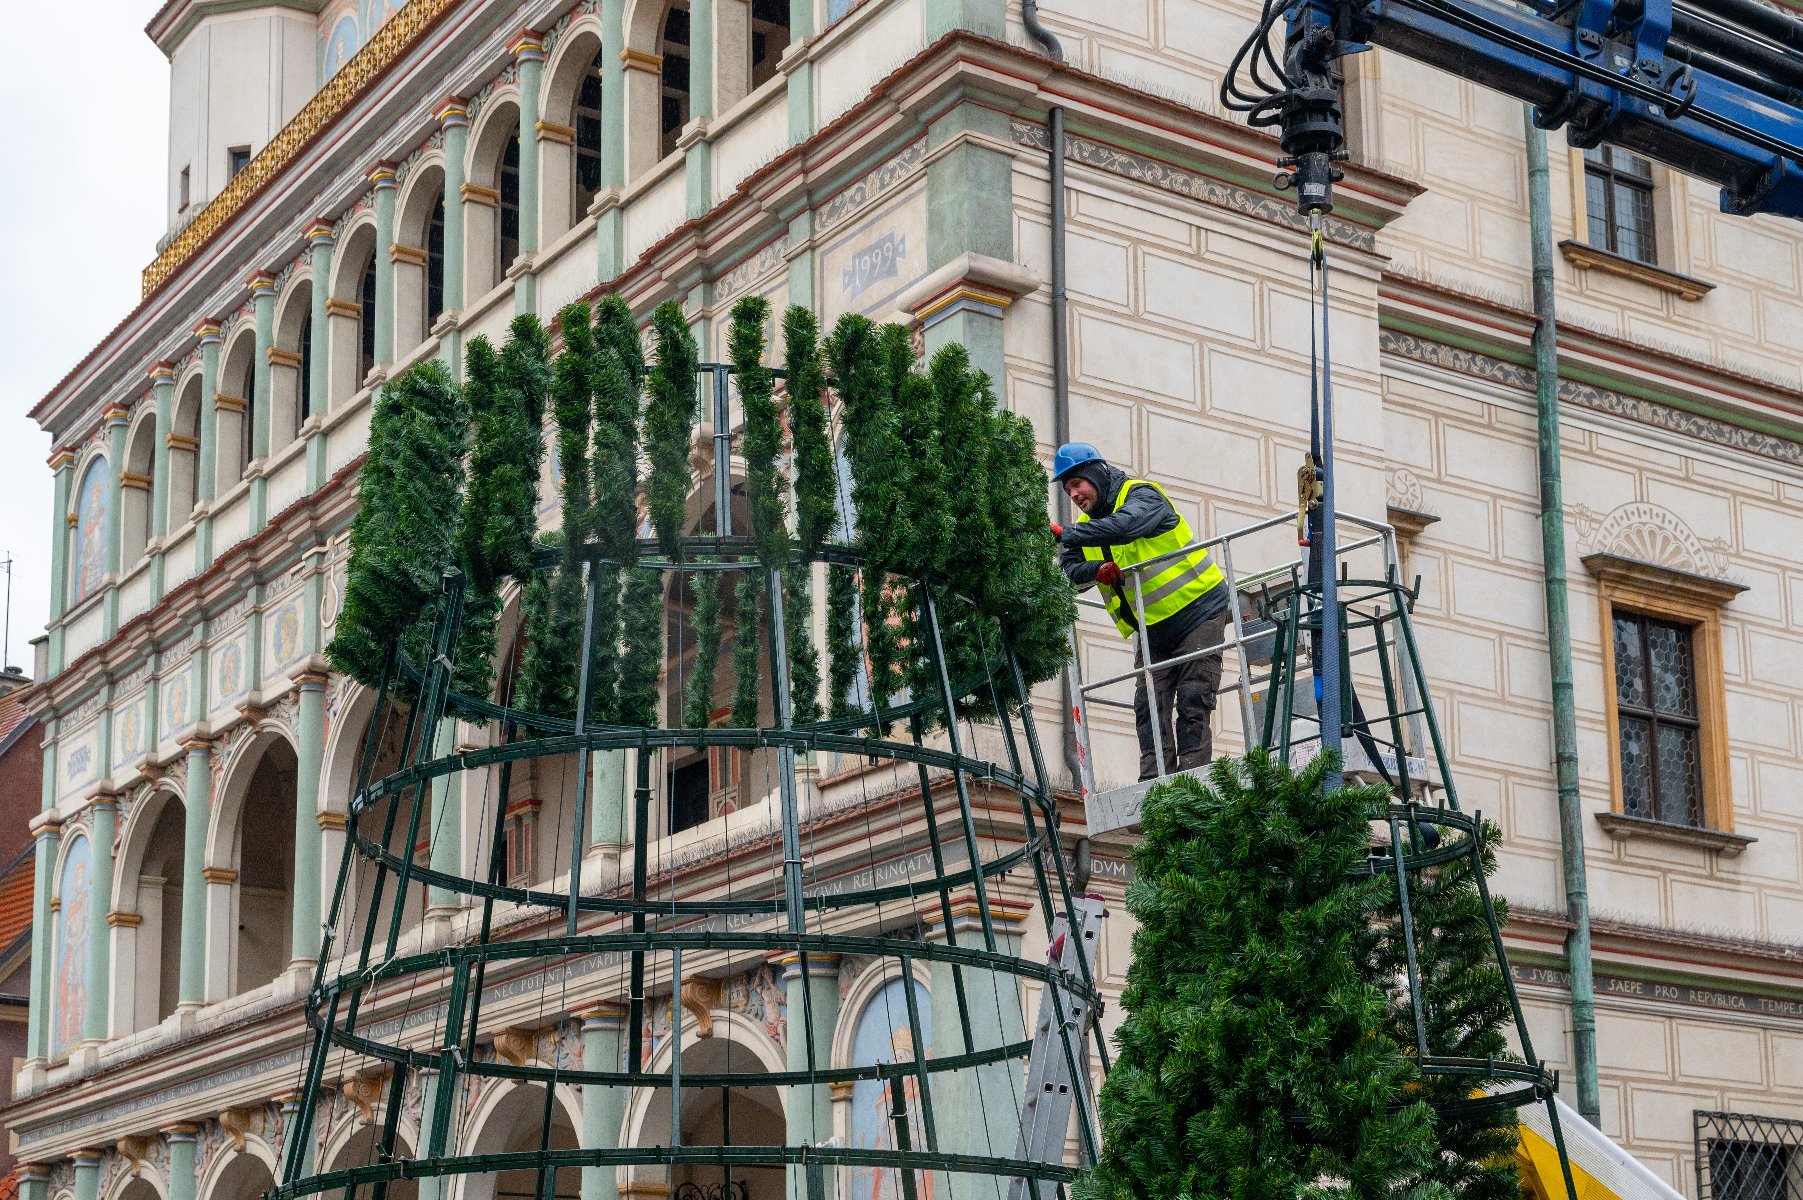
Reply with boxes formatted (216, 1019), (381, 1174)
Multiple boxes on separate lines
(0, 5), (168, 675)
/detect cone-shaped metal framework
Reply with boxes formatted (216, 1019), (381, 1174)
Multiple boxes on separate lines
(272, 411), (1105, 1200)
(1257, 540), (1583, 1199)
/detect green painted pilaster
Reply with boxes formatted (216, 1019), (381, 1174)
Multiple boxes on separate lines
(82, 797), (116, 1042)
(165, 1124), (200, 1200)
(426, 720), (460, 910)
(782, 954), (840, 1200)
(178, 738), (212, 1006)
(373, 164), (399, 366)
(149, 362), (176, 599)
(516, 35), (547, 314)
(25, 809), (60, 1061)
(579, 1006), (628, 1200)
(276, 1094), (313, 1180)
(928, 904), (1026, 1200)
(195, 321), (223, 571)
(591, 751), (627, 846)
(100, 404), (129, 638)
(306, 221), (335, 491)
(46, 450), (74, 672)
(440, 102), (470, 313)
(249, 272), (277, 531)
(785, 0), (815, 144)
(416, 1068), (444, 1200)
(786, 211), (815, 311)
(18, 1165), (50, 1200)
(922, 103), (1016, 382)
(72, 1149), (102, 1200)
(925, 0), (1005, 38)
(597, 0), (627, 281)
(291, 670), (327, 961)
(685, 0), (716, 219)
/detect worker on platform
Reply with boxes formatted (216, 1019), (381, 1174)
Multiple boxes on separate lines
(1052, 443), (1230, 781)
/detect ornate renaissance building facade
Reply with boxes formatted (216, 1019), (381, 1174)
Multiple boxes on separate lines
(12, 1), (1803, 1198)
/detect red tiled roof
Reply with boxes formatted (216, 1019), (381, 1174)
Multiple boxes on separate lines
(0, 687), (33, 745)
(0, 848), (34, 954)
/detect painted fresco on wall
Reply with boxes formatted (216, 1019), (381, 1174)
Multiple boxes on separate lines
(114, 696), (146, 764)
(52, 835), (91, 1057)
(213, 634), (246, 703)
(847, 976), (932, 1200)
(316, 0), (404, 79)
(161, 672), (190, 742)
(268, 601), (302, 669)
(59, 722), (100, 800)
(71, 460), (111, 605)
(818, 190), (927, 324)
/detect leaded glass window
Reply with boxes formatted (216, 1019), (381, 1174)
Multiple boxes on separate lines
(1613, 611), (1703, 826)
(1584, 145), (1658, 264)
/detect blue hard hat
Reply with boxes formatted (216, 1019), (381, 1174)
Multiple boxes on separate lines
(1052, 442), (1104, 481)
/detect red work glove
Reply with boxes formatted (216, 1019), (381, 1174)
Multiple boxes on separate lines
(1096, 561), (1122, 587)
(1049, 522), (1064, 539)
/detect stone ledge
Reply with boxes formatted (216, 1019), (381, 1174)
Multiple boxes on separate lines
(1558, 240), (1715, 301)
(1595, 811), (1756, 857)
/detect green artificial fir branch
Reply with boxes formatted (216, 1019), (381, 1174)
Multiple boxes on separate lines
(329, 360), (468, 698)
(731, 569), (763, 727)
(826, 562), (860, 721)
(553, 302), (596, 547)
(617, 567), (663, 727)
(784, 563), (822, 726)
(646, 300), (699, 559)
(684, 569), (724, 729)
(1077, 751), (1441, 1200)
(731, 295), (788, 567)
(782, 306), (834, 558)
(587, 300), (645, 723)
(983, 401), (1076, 687)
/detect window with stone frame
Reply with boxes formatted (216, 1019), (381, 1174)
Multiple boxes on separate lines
(749, 0), (791, 90)
(1584, 144), (1658, 264)
(660, 2), (692, 160)
(574, 48), (605, 214)
(503, 796), (540, 886)
(426, 193), (447, 333)
(1697, 1111), (1803, 1200)
(1587, 553), (1745, 849)
(498, 135), (521, 276)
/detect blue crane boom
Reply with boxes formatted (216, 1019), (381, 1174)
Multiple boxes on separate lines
(1224, 0), (1803, 219)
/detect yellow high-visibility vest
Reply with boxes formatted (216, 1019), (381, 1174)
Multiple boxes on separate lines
(1080, 479), (1224, 639)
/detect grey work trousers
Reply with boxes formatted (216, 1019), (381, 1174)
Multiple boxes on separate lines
(1134, 610), (1229, 781)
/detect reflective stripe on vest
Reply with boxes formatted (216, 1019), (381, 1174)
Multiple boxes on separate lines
(1080, 479), (1224, 639)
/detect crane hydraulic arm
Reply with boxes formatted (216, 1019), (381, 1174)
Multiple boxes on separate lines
(1223, 0), (1803, 219)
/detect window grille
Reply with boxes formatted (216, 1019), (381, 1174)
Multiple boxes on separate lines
(1698, 1111), (1803, 1200)
(1612, 611), (1703, 826)
(1585, 144), (1658, 264)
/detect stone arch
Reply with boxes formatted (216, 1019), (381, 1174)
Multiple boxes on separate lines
(467, 98), (523, 297)
(454, 1074), (583, 1200)
(111, 787), (189, 1031)
(327, 216), (379, 404)
(67, 451), (111, 608)
(620, 1010), (787, 1200)
(273, 271), (315, 451)
(208, 726), (300, 997)
(395, 159), (449, 348)
(316, 681), (421, 957)
(168, 369), (204, 527)
(541, 21), (607, 237)
(833, 965), (933, 1199)
(121, 407), (159, 566)
(829, 958), (930, 1068)
(319, 1121), (418, 1200)
(198, 1143), (277, 1200)
(622, 0), (689, 180)
(216, 326), (259, 493)
(110, 1171), (168, 1200)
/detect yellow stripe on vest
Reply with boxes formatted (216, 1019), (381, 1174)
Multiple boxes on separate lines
(1079, 479), (1223, 639)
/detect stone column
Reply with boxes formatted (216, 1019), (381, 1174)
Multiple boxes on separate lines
(514, 33), (546, 314)
(275, 1091), (312, 1179)
(779, 953), (840, 1200)
(424, 723), (463, 916)
(164, 1124), (200, 1200)
(684, 0), (716, 219)
(439, 99), (470, 309)
(921, 103), (1016, 384)
(415, 1067), (443, 1200)
(595, 0), (628, 281)
(24, 811), (61, 1064)
(179, 738), (212, 1007)
(306, 221), (334, 491)
(72, 1149), (103, 1200)
(249, 271), (277, 531)
(103, 402), (130, 638)
(579, 1005), (628, 1200)
(291, 669), (328, 963)
(149, 361), (176, 600)
(17, 1163), (50, 1200)
(783, 0), (815, 144)
(82, 797), (117, 1045)
(926, 0), (1004, 38)
(46, 447), (75, 671)
(372, 163), (399, 368)
(195, 320), (223, 571)
(925, 897), (1029, 1200)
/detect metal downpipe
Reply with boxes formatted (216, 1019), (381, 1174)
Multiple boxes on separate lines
(1524, 110), (1602, 1127)
(1022, 1), (1085, 791)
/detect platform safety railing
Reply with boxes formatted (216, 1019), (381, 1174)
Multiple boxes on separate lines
(1065, 509), (1413, 829)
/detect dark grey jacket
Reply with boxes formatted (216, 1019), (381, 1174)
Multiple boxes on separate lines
(1058, 462), (1225, 655)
